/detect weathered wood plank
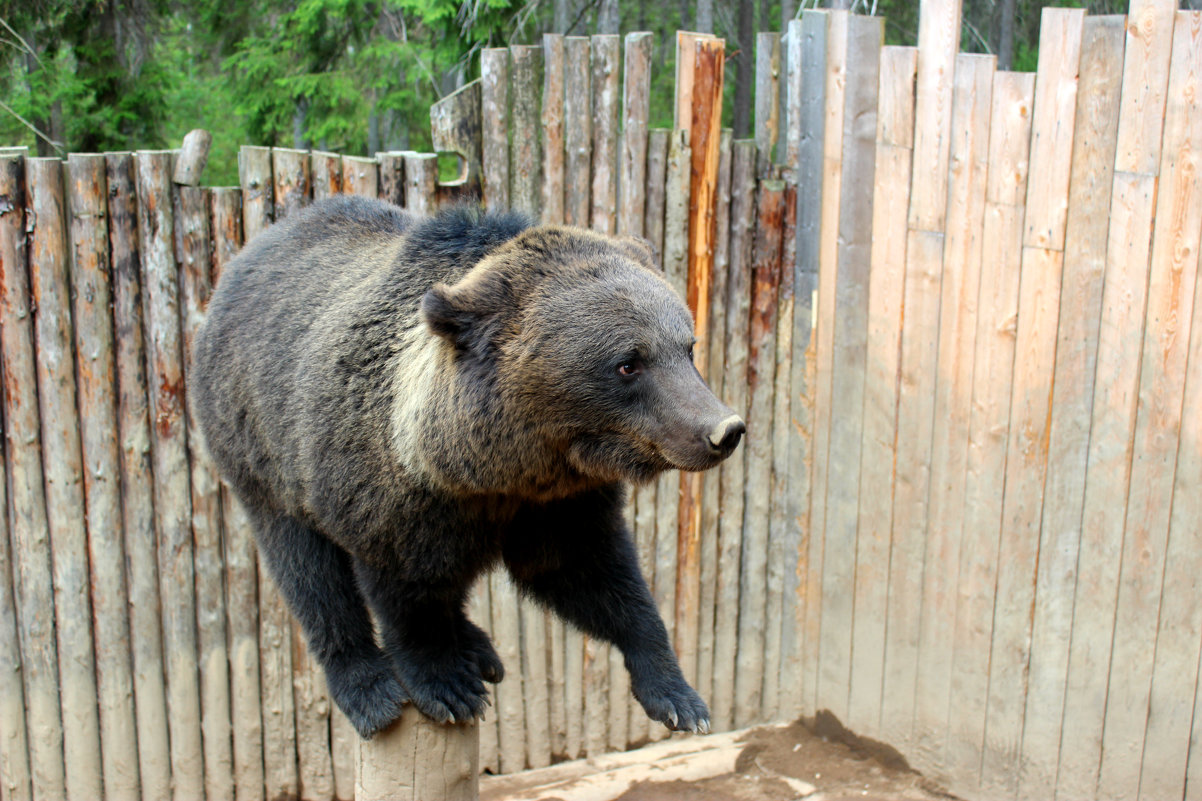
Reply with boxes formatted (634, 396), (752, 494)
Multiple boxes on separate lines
(519, 595), (552, 767)
(815, 15), (880, 727)
(907, 0), (963, 231)
(789, 11), (828, 722)
(468, 578), (499, 774)
(175, 184), (235, 801)
(272, 147), (311, 218)
(0, 379), (31, 801)
(355, 716), (479, 801)
(1099, 13), (1202, 801)
(135, 150), (204, 801)
(590, 34), (619, 235)
(846, 44), (915, 739)
(237, 148), (299, 800)
(563, 36), (591, 228)
(482, 48), (510, 212)
(29, 156), (104, 801)
(342, 155), (379, 199)
(311, 151), (343, 199)
(677, 34), (724, 697)
(377, 151), (405, 206)
(712, 140), (756, 734)
(1016, 17), (1124, 800)
(540, 34), (565, 226)
(735, 179), (785, 729)
(173, 129), (212, 186)
(490, 571), (526, 772)
(754, 33), (781, 176)
(210, 186), (268, 801)
(0, 154), (64, 801)
(66, 153), (141, 801)
(403, 153), (438, 215)
(107, 151), (174, 801)
(509, 45), (542, 219)
(910, 52), (993, 776)
(618, 32), (651, 240)
(1113, 0), (1177, 175)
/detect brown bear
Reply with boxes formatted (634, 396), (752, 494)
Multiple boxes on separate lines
(190, 197), (745, 738)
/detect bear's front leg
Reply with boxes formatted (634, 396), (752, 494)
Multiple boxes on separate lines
(354, 562), (501, 724)
(504, 486), (710, 733)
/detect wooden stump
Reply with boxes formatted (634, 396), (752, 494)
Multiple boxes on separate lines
(355, 715), (479, 801)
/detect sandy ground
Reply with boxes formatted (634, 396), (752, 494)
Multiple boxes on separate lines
(482, 715), (959, 801)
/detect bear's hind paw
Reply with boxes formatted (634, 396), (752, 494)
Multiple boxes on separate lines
(326, 654), (408, 739)
(399, 660), (493, 725)
(460, 620), (505, 683)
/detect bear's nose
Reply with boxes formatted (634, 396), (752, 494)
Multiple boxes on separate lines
(707, 415), (746, 454)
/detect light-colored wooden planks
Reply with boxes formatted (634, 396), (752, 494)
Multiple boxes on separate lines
(482, 48), (510, 212)
(311, 151), (343, 199)
(1099, 13), (1202, 801)
(355, 716), (479, 801)
(1017, 16), (1125, 800)
(273, 147), (311, 217)
(712, 139), (756, 734)
(907, 0), (963, 231)
(815, 14), (881, 728)
(540, 33), (565, 226)
(342, 155), (378, 198)
(28, 157), (104, 801)
(618, 32), (651, 240)
(1, 154), (66, 801)
(944, 72), (1036, 795)
(136, 151), (205, 801)
(66, 153), (141, 801)
(403, 153), (437, 214)
(175, 183), (236, 801)
(910, 52), (993, 777)
(509, 45), (542, 219)
(847, 43), (915, 739)
(108, 152), (174, 801)
(563, 36), (591, 228)
(1114, 0), (1178, 176)
(490, 571), (527, 772)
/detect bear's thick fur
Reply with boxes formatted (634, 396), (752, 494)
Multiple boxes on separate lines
(191, 197), (745, 738)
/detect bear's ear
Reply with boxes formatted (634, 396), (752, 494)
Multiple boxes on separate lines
(616, 236), (658, 270)
(421, 283), (474, 345)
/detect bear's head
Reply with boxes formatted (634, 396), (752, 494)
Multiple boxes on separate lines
(420, 226), (744, 495)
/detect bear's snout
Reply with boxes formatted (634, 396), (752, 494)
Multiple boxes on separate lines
(707, 414), (746, 456)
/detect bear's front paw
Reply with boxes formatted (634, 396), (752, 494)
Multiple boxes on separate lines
(325, 652), (408, 739)
(396, 654), (492, 725)
(633, 676), (711, 734)
(460, 619), (504, 684)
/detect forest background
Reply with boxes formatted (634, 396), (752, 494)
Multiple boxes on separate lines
(1, 0), (1188, 186)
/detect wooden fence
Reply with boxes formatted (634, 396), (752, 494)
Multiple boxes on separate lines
(3, 1), (1202, 800)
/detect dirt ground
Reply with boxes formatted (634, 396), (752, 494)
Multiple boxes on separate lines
(482, 714), (959, 801)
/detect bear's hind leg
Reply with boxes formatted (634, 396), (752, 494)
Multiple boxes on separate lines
(353, 563), (496, 724)
(250, 510), (407, 738)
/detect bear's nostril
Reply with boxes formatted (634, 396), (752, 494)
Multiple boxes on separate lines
(707, 415), (746, 453)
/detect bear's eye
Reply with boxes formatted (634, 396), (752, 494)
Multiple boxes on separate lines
(616, 360), (641, 378)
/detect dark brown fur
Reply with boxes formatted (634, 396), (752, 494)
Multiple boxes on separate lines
(190, 197), (743, 737)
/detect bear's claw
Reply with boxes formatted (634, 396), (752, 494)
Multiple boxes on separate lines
(633, 676), (711, 734)
(397, 655), (493, 725)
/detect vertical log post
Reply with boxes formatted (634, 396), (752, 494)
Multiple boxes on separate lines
(540, 34), (565, 227)
(67, 153), (141, 801)
(403, 154), (438, 216)
(28, 157), (104, 801)
(0, 153), (60, 801)
(107, 152), (175, 801)
(355, 717), (479, 801)
(377, 152), (406, 206)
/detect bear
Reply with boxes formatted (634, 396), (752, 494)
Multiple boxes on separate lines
(189, 196), (746, 739)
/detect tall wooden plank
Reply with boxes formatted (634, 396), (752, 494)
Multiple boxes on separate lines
(342, 155), (379, 199)
(468, 579), (499, 774)
(311, 151), (343, 199)
(510, 45), (542, 219)
(1056, 10), (1173, 801)
(1016, 17), (1125, 799)
(210, 186), (267, 801)
(135, 150), (204, 801)
(0, 154), (65, 801)
(944, 76), (1035, 798)
(66, 153), (140, 801)
(910, 52), (994, 776)
(175, 185), (236, 801)
(272, 147), (311, 218)
(540, 34), (565, 226)
(489, 571), (526, 772)
(847, 44), (916, 739)
(1100, 13), (1202, 800)
(563, 36), (591, 228)
(277, 149), (335, 801)
(618, 32), (651, 240)
(1142, 21), (1202, 792)
(698, 130), (732, 718)
(980, 19), (1083, 792)
(107, 152), (173, 801)
(0, 387), (31, 801)
(789, 11), (828, 722)
(377, 151), (405, 206)
(754, 33), (781, 175)
(735, 179), (784, 728)
(677, 34), (724, 697)
(403, 153), (437, 215)
(28, 157), (104, 801)
(590, 34), (619, 235)
(712, 140), (756, 734)
(815, 15), (881, 727)
(482, 48), (510, 212)
(908, 0), (963, 231)
(237, 147), (299, 800)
